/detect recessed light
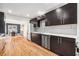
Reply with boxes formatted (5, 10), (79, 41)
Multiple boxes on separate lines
(8, 10), (12, 13)
(37, 10), (45, 16)
(56, 8), (62, 13)
(26, 14), (30, 17)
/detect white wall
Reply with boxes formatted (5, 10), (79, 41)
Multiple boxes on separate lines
(4, 13), (30, 39)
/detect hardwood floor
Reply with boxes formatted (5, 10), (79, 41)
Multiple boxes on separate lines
(0, 36), (57, 56)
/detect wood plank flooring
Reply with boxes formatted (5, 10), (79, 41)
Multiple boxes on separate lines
(0, 36), (57, 56)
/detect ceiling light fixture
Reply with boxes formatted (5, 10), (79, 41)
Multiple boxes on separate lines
(8, 10), (12, 13)
(37, 10), (45, 16)
(56, 8), (62, 13)
(26, 14), (30, 17)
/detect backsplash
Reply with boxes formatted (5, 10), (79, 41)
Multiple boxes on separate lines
(31, 20), (77, 35)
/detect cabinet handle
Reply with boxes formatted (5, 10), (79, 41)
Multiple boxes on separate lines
(58, 37), (60, 44)
(58, 37), (62, 45)
(60, 37), (62, 44)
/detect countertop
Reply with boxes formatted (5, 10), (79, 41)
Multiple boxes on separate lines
(31, 32), (77, 39)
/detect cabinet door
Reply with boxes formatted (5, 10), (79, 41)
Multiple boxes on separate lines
(41, 35), (51, 50)
(45, 3), (77, 26)
(45, 10), (61, 26)
(50, 36), (60, 54)
(59, 37), (75, 56)
(31, 33), (42, 46)
(50, 35), (75, 56)
(62, 3), (77, 24)
(0, 12), (5, 33)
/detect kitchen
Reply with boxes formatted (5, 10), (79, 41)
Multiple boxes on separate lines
(0, 3), (78, 56)
(30, 3), (78, 56)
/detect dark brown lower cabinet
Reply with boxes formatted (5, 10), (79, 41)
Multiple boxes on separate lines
(31, 33), (42, 46)
(31, 33), (76, 56)
(50, 36), (75, 56)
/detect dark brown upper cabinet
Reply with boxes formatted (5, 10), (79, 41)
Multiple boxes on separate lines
(30, 18), (40, 27)
(45, 3), (77, 26)
(61, 3), (77, 24)
(30, 15), (46, 27)
(45, 10), (61, 26)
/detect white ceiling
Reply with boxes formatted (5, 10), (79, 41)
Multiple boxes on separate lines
(0, 3), (66, 18)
